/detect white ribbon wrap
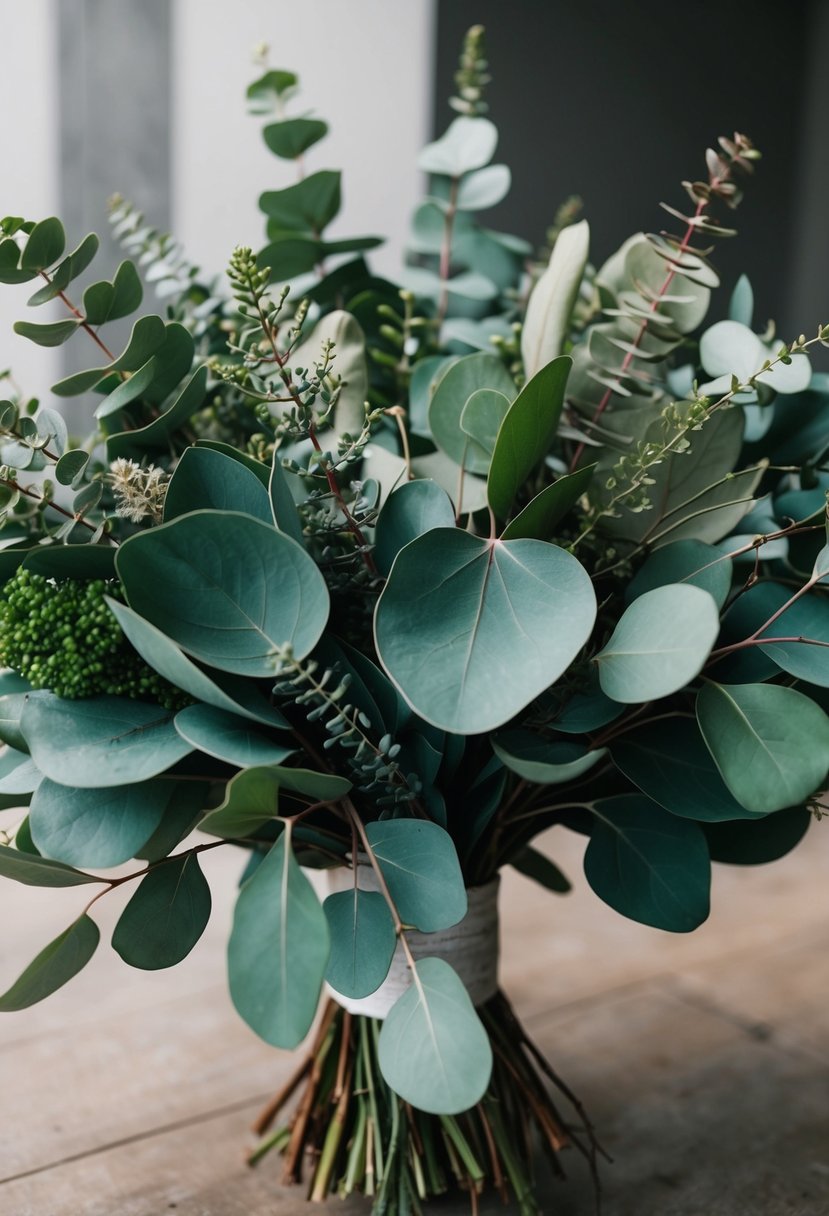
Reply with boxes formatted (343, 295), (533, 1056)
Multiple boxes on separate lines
(322, 866), (500, 1019)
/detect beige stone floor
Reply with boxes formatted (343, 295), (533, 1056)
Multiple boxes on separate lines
(1, 820), (827, 1216)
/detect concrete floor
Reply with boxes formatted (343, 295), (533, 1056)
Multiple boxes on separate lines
(1, 822), (827, 1216)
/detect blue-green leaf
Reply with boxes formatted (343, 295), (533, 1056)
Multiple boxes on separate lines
(324, 887), (396, 1000)
(112, 853), (211, 970)
(28, 778), (177, 867)
(365, 819), (466, 932)
(174, 704), (294, 768)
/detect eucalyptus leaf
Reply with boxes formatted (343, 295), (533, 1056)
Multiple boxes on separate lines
(365, 819), (466, 932)
(428, 352), (514, 473)
(627, 539), (732, 609)
(493, 731), (607, 784)
(455, 164), (511, 210)
(29, 778), (176, 867)
(228, 829), (329, 1048)
(595, 585), (719, 703)
(163, 445), (272, 522)
(501, 465), (595, 541)
(703, 809), (810, 866)
(263, 117), (328, 160)
(112, 853), (211, 970)
(375, 530), (596, 733)
(488, 357), (571, 519)
(0, 915), (99, 1011)
(324, 887), (396, 1000)
(174, 704), (295, 768)
(378, 958), (492, 1114)
(0, 843), (100, 887)
(522, 220), (590, 379)
(374, 479), (455, 577)
(510, 845), (571, 893)
(418, 117), (498, 177)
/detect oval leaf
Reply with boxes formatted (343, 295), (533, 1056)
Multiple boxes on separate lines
(163, 445), (272, 523)
(374, 479), (455, 577)
(493, 731), (606, 785)
(112, 853), (211, 970)
(522, 220), (590, 379)
(324, 887), (396, 1000)
(627, 539), (732, 609)
(365, 818), (466, 933)
(29, 778), (176, 867)
(174, 704), (294, 768)
(0, 915), (99, 1011)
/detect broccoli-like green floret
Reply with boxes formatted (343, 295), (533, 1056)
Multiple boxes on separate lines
(0, 568), (185, 709)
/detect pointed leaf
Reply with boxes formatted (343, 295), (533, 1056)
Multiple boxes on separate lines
(501, 465), (595, 541)
(522, 220), (590, 378)
(13, 319), (80, 347)
(163, 445), (272, 522)
(0, 844), (100, 887)
(0, 915), (99, 1011)
(492, 731), (606, 784)
(263, 117), (328, 159)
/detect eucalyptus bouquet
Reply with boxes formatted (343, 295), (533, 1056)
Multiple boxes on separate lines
(1, 26), (828, 1216)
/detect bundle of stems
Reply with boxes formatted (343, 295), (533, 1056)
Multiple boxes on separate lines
(249, 992), (606, 1216)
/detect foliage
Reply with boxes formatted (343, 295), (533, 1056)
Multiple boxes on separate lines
(1, 24), (828, 1216)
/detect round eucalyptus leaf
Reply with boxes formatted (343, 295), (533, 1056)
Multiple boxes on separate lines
(0, 915), (99, 1012)
(324, 888), (396, 1000)
(428, 353), (514, 473)
(29, 778), (176, 867)
(755, 590), (829, 686)
(228, 830), (329, 1049)
(163, 445), (271, 522)
(365, 818), (466, 933)
(374, 479), (455, 577)
(418, 117), (498, 176)
(455, 164), (511, 211)
(627, 539), (732, 609)
(700, 320), (766, 380)
(378, 957), (493, 1114)
(112, 853), (211, 970)
(703, 809), (811, 866)
(459, 388), (510, 460)
(696, 681), (829, 814)
(116, 510), (330, 675)
(21, 693), (191, 788)
(492, 731), (606, 785)
(174, 705), (295, 769)
(585, 795), (711, 932)
(595, 584), (720, 704)
(375, 530), (596, 733)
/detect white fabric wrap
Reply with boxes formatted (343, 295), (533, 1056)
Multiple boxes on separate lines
(322, 866), (500, 1019)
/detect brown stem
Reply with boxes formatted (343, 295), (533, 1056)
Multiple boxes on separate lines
(251, 1052), (313, 1137)
(39, 270), (119, 365)
(2, 477), (117, 543)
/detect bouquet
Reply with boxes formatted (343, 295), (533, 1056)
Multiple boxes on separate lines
(1, 26), (826, 1216)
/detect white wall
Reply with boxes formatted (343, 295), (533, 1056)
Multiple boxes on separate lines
(0, 0), (59, 399)
(172, 0), (436, 284)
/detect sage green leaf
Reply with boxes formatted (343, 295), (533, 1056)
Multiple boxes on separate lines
(378, 958), (492, 1115)
(492, 731), (606, 785)
(82, 260), (142, 326)
(455, 164), (511, 211)
(595, 585), (719, 703)
(611, 717), (762, 821)
(521, 220), (590, 378)
(28, 779), (176, 867)
(364, 819), (466, 932)
(199, 767), (281, 839)
(324, 887), (396, 999)
(163, 445), (271, 522)
(459, 388), (510, 459)
(174, 704), (294, 768)
(94, 354), (158, 419)
(0, 687), (31, 752)
(428, 353), (514, 473)
(585, 795), (711, 932)
(715, 582), (783, 683)
(51, 314), (166, 397)
(105, 598), (289, 728)
(13, 319), (80, 347)
(54, 449), (88, 486)
(228, 829), (329, 1048)
(281, 310), (368, 442)
(259, 170), (341, 233)
(410, 449), (489, 514)
(553, 679), (623, 735)
(510, 845), (571, 893)
(755, 590), (829, 685)
(269, 449), (304, 545)
(137, 782), (205, 862)
(696, 681), (829, 814)
(106, 366), (208, 459)
(627, 539), (732, 609)
(20, 216), (65, 270)
(703, 809), (810, 866)
(374, 479), (455, 577)
(112, 853), (211, 970)
(487, 356), (571, 520)
(116, 511), (330, 675)
(501, 465), (595, 541)
(263, 117), (328, 159)
(375, 530), (596, 733)
(418, 117), (498, 176)
(20, 693), (191, 788)
(0, 753), (41, 796)
(0, 843), (100, 887)
(0, 915), (99, 1011)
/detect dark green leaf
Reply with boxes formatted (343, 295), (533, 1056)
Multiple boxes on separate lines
(703, 809), (810, 866)
(258, 237), (322, 280)
(365, 819), (466, 932)
(163, 445), (272, 522)
(585, 795), (711, 932)
(488, 356), (571, 519)
(492, 731), (606, 784)
(0, 843), (100, 887)
(29, 778), (176, 867)
(94, 355), (158, 419)
(54, 449), (89, 486)
(501, 465), (595, 541)
(106, 367), (208, 459)
(174, 704), (294, 768)
(324, 887), (396, 999)
(627, 539), (732, 609)
(259, 170), (341, 234)
(112, 853), (211, 970)
(510, 845), (571, 893)
(0, 915), (99, 1011)
(228, 828), (329, 1048)
(51, 315), (166, 397)
(13, 319), (80, 348)
(263, 117), (328, 159)
(374, 479), (455, 577)
(20, 217), (65, 270)
(756, 589), (829, 685)
(83, 260), (142, 326)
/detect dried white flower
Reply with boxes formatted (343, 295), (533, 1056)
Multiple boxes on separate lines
(109, 458), (169, 524)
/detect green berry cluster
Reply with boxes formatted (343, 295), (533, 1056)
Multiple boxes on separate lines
(0, 568), (185, 708)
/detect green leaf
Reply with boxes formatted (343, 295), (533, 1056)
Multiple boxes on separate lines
(107, 366), (208, 459)
(28, 778), (176, 867)
(20, 217), (65, 271)
(289, 310), (369, 443)
(418, 117), (498, 176)
(13, 319), (80, 347)
(94, 355), (158, 420)
(199, 767), (282, 839)
(137, 782), (205, 862)
(259, 171), (341, 234)
(324, 887), (396, 1000)
(696, 681), (829, 814)
(374, 479), (455, 577)
(455, 164), (511, 210)
(703, 809), (810, 866)
(510, 845), (571, 893)
(51, 314), (166, 397)
(20, 693), (192, 788)
(116, 510), (330, 676)
(0, 236), (35, 283)
(247, 69), (298, 113)
(0, 843), (100, 887)
(627, 539), (732, 609)
(428, 352), (514, 473)
(755, 589), (829, 686)
(228, 828), (329, 1048)
(0, 752), (41, 796)
(459, 388), (510, 460)
(487, 356), (571, 519)
(174, 704), (294, 768)
(375, 531), (596, 733)
(112, 853), (211, 970)
(24, 544), (115, 580)
(82, 260), (143, 326)
(492, 731), (606, 785)
(585, 795), (711, 932)
(611, 717), (762, 821)
(522, 220), (590, 379)
(263, 117), (328, 159)
(0, 915), (99, 1011)
(259, 237), (321, 280)
(595, 584), (719, 703)
(105, 598), (288, 728)
(364, 819), (466, 932)
(378, 958), (492, 1114)
(501, 465), (595, 541)
(269, 449), (304, 545)
(728, 275), (754, 327)
(163, 445), (272, 522)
